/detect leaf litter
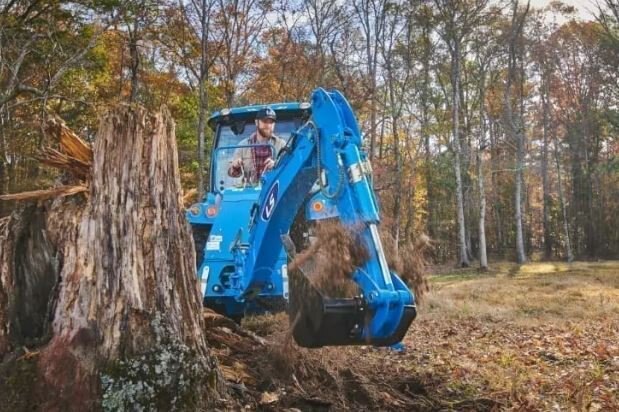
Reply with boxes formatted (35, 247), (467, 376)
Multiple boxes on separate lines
(203, 240), (618, 410)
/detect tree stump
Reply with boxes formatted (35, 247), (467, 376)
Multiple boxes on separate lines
(0, 107), (223, 411)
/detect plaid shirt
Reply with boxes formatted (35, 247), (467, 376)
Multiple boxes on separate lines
(249, 133), (274, 181)
(228, 132), (286, 183)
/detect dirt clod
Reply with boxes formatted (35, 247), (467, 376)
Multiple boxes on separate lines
(289, 222), (368, 298)
(289, 221), (431, 302)
(381, 228), (432, 302)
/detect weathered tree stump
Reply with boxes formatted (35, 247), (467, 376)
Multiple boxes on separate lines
(0, 107), (223, 411)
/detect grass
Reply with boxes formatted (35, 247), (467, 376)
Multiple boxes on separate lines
(404, 260), (619, 410)
(424, 261), (619, 325)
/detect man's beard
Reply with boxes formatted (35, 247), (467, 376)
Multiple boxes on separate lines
(257, 126), (272, 140)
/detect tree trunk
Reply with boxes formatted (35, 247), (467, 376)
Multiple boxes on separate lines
(0, 107), (223, 410)
(477, 153), (488, 270)
(514, 124), (526, 264)
(554, 136), (574, 262)
(504, 0), (528, 264)
(541, 73), (552, 259)
(489, 118), (503, 255)
(478, 72), (488, 271)
(451, 41), (470, 268)
(197, 0), (211, 199)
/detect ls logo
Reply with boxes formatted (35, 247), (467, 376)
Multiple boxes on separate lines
(261, 181), (279, 221)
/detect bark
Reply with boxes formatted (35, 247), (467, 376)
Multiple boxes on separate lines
(421, 23), (433, 239)
(477, 153), (488, 270)
(460, 68), (474, 261)
(503, 0), (528, 264)
(0, 107), (222, 410)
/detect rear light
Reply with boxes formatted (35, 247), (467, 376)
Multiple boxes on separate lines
(206, 206), (218, 217)
(311, 201), (324, 212)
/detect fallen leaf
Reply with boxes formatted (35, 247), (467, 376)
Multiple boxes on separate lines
(260, 391), (279, 405)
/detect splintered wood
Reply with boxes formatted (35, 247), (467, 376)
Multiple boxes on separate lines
(45, 117), (93, 164)
(0, 116), (93, 202)
(39, 117), (93, 181)
(0, 185), (87, 201)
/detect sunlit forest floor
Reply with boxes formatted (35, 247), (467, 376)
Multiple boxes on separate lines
(415, 261), (619, 410)
(215, 261), (619, 410)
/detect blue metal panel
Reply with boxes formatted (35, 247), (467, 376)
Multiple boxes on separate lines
(208, 102), (311, 130)
(305, 192), (340, 221)
(192, 188), (288, 317)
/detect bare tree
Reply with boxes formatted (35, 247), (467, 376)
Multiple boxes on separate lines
(415, 5), (435, 239)
(433, 0), (489, 267)
(117, 1), (163, 103)
(352, 0), (387, 160)
(379, 2), (416, 246)
(214, 0), (269, 106)
(540, 62), (553, 259)
(185, 0), (217, 198)
(553, 135), (574, 262)
(472, 25), (497, 271)
(304, 0), (347, 85)
(502, 0), (530, 264)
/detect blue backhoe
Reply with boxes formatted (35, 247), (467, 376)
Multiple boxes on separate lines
(186, 88), (416, 347)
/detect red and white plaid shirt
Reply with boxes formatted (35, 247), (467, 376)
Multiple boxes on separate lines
(249, 133), (273, 181)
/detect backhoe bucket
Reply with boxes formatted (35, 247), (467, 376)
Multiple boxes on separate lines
(281, 233), (416, 348)
(287, 265), (416, 348)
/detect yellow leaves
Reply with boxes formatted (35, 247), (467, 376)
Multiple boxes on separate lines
(259, 391), (279, 405)
(219, 362), (255, 385)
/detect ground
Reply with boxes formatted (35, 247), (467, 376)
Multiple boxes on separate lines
(207, 261), (619, 411)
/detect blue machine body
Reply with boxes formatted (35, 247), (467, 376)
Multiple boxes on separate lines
(186, 102), (310, 318)
(187, 90), (416, 347)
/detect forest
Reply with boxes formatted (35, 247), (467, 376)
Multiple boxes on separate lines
(0, 1), (618, 410)
(1, 0), (618, 266)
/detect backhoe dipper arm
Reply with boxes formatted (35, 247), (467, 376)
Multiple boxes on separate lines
(239, 88), (416, 347)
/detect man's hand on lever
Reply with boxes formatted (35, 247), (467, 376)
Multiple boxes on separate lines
(263, 157), (275, 171)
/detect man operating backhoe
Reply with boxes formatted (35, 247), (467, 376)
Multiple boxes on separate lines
(227, 107), (287, 184)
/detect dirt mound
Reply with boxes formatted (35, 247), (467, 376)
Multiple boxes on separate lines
(204, 310), (446, 411)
